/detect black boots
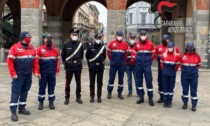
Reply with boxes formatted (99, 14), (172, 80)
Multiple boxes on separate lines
(49, 102), (55, 109)
(163, 103), (172, 108)
(76, 98), (83, 104)
(136, 97), (144, 104)
(192, 106), (196, 111)
(118, 94), (124, 100)
(90, 97), (94, 103)
(97, 97), (102, 103)
(168, 103), (172, 108)
(149, 99), (154, 106)
(127, 93), (132, 97)
(157, 96), (163, 103)
(182, 104), (188, 110)
(107, 93), (112, 99)
(38, 103), (43, 110)
(18, 108), (30, 115)
(11, 112), (18, 122)
(64, 99), (69, 105)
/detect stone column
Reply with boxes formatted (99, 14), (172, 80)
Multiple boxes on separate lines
(192, 10), (209, 68)
(21, 8), (42, 48)
(107, 10), (126, 43)
(47, 16), (62, 49)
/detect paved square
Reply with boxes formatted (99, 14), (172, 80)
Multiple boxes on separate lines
(0, 65), (210, 126)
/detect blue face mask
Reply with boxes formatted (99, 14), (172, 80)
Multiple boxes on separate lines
(187, 48), (193, 52)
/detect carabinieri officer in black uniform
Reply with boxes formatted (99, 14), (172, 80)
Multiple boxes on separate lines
(86, 34), (106, 103)
(61, 28), (84, 104)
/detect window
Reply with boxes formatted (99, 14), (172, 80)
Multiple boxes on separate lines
(141, 14), (146, 25)
(129, 13), (133, 24)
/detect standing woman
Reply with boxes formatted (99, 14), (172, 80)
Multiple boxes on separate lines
(160, 42), (180, 108)
(180, 42), (201, 111)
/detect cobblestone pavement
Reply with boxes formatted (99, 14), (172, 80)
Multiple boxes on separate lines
(0, 65), (210, 126)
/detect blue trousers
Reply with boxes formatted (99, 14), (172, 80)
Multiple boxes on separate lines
(181, 75), (198, 107)
(162, 74), (176, 103)
(10, 74), (32, 112)
(38, 72), (56, 103)
(135, 65), (153, 98)
(126, 65), (137, 94)
(107, 65), (125, 94)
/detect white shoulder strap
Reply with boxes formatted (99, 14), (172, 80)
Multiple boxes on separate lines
(65, 43), (82, 61)
(89, 46), (105, 62)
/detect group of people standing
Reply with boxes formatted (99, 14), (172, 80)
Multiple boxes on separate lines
(7, 28), (201, 122)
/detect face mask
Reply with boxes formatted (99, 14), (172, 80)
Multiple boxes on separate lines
(24, 37), (31, 44)
(117, 37), (123, 41)
(162, 40), (167, 46)
(130, 40), (135, 45)
(47, 39), (52, 47)
(72, 36), (78, 41)
(187, 48), (193, 52)
(168, 48), (174, 52)
(95, 40), (101, 44)
(140, 36), (146, 41)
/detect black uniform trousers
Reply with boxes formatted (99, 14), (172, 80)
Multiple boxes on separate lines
(89, 67), (104, 98)
(65, 69), (82, 99)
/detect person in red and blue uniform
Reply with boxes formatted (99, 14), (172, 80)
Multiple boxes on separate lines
(155, 34), (180, 103)
(107, 31), (128, 100)
(134, 30), (155, 106)
(36, 34), (60, 110)
(126, 34), (137, 97)
(180, 42), (201, 111)
(160, 42), (180, 108)
(7, 31), (39, 122)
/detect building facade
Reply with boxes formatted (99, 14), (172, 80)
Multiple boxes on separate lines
(126, 1), (161, 45)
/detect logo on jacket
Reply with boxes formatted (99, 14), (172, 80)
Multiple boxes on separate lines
(158, 48), (162, 52)
(182, 56), (187, 60)
(113, 43), (116, 47)
(137, 44), (140, 48)
(17, 48), (23, 52)
(41, 49), (46, 53)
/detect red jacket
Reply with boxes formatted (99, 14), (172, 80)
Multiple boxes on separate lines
(36, 44), (60, 74)
(155, 44), (180, 59)
(126, 44), (137, 65)
(7, 42), (38, 77)
(107, 39), (128, 65)
(134, 39), (155, 66)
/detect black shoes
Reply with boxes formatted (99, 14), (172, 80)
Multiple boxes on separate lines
(182, 104), (188, 110)
(149, 99), (154, 106)
(38, 103), (43, 110)
(64, 99), (69, 105)
(192, 106), (196, 111)
(118, 94), (124, 100)
(107, 93), (112, 99)
(76, 98), (83, 104)
(18, 108), (30, 115)
(157, 97), (163, 103)
(136, 97), (144, 104)
(127, 93), (132, 97)
(49, 102), (55, 109)
(90, 98), (94, 103)
(11, 112), (18, 122)
(164, 103), (168, 108)
(97, 97), (102, 103)
(168, 103), (172, 108)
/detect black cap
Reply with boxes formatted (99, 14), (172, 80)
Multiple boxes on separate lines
(116, 31), (123, 36)
(94, 34), (102, 39)
(70, 28), (79, 34)
(139, 30), (147, 35)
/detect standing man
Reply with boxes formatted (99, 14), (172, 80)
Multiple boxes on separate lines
(61, 28), (84, 104)
(86, 34), (106, 103)
(7, 31), (39, 122)
(155, 34), (180, 103)
(126, 34), (137, 97)
(135, 30), (155, 106)
(36, 34), (60, 110)
(107, 31), (128, 99)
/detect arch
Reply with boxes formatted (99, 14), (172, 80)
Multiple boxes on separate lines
(126, 0), (153, 9)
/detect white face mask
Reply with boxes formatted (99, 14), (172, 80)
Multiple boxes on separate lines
(95, 40), (101, 44)
(168, 48), (174, 52)
(117, 37), (123, 41)
(130, 40), (135, 45)
(140, 36), (147, 41)
(72, 36), (78, 41)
